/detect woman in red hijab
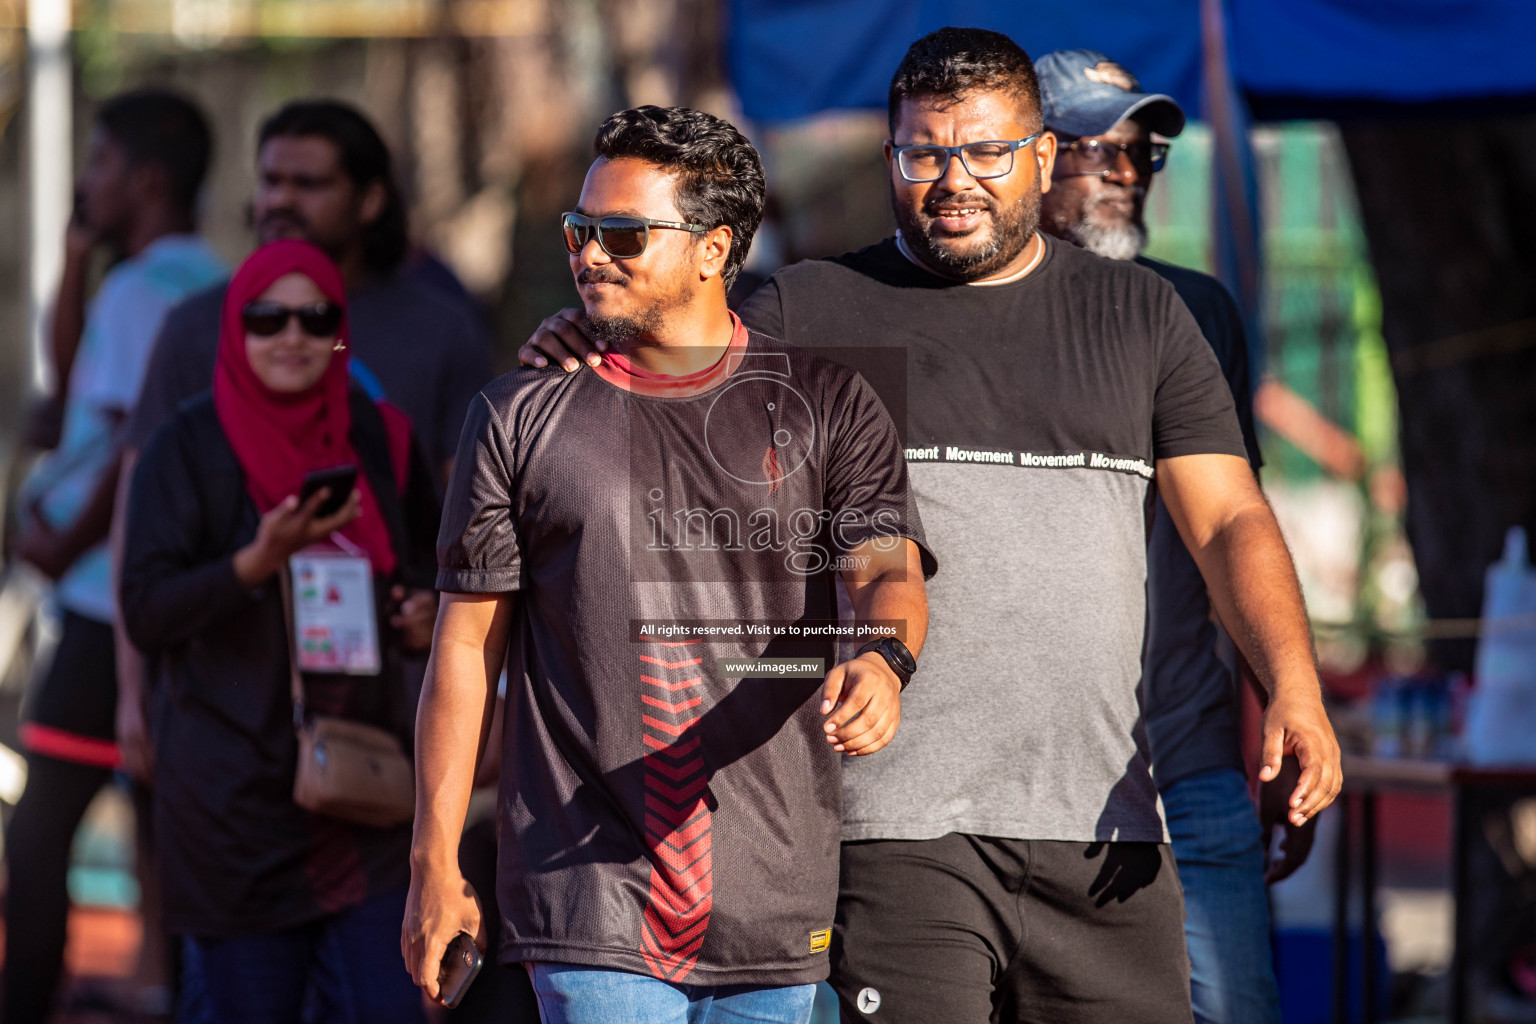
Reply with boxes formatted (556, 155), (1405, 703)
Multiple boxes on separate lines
(121, 240), (439, 1023)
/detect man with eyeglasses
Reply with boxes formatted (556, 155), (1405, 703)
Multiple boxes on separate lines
(405, 105), (933, 1024)
(518, 28), (1340, 1024)
(1036, 48), (1303, 1024)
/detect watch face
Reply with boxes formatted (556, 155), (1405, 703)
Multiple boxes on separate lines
(888, 639), (916, 674)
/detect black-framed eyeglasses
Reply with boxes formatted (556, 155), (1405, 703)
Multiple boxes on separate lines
(1055, 138), (1170, 176)
(561, 212), (709, 259)
(891, 135), (1042, 183)
(241, 301), (344, 339)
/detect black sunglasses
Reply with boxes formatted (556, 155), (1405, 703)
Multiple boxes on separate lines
(241, 301), (345, 339)
(1055, 138), (1170, 175)
(561, 212), (709, 259)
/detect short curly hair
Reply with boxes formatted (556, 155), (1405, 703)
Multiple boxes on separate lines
(592, 106), (766, 291)
(888, 27), (1042, 135)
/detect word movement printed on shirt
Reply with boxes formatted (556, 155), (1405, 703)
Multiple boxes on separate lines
(904, 445), (1156, 479)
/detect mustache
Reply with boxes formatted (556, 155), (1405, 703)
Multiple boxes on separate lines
(923, 193), (997, 217)
(577, 267), (629, 286)
(257, 208), (308, 233)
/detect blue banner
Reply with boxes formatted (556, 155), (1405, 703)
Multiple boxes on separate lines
(728, 0), (1203, 123)
(728, 0), (1536, 123)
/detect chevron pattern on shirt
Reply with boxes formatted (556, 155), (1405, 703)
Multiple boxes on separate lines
(639, 640), (713, 982)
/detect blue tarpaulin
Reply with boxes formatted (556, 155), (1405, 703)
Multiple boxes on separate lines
(727, 0), (1536, 123)
(727, 0), (1203, 123)
(1230, 0), (1536, 102)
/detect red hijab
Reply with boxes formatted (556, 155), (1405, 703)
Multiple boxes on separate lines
(213, 240), (397, 574)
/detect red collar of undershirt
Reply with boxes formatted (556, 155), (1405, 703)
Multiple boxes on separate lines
(592, 312), (749, 398)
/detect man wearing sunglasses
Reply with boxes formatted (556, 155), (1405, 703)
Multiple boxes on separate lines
(406, 105), (933, 1024)
(1036, 49), (1300, 1024)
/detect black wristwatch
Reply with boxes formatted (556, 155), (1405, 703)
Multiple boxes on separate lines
(856, 637), (917, 691)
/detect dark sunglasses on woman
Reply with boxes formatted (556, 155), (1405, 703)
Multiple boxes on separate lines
(561, 212), (709, 259)
(241, 301), (345, 339)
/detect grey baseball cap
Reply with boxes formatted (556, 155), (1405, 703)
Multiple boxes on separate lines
(1034, 49), (1186, 138)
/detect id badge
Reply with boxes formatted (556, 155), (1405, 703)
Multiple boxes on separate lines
(289, 548), (381, 675)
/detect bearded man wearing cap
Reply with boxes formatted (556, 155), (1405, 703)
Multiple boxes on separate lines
(1034, 48), (1308, 1024)
(519, 27), (1341, 1024)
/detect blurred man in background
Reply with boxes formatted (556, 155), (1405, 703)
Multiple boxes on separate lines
(1035, 47), (1316, 1024)
(4, 88), (227, 1024)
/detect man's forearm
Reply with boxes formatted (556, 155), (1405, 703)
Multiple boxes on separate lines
(412, 613), (506, 870)
(1196, 504), (1318, 701)
(54, 448), (123, 565)
(50, 251), (91, 390)
(843, 538), (930, 658)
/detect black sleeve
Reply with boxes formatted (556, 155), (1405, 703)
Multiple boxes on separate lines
(1206, 285), (1263, 469)
(1151, 284), (1250, 462)
(400, 435), (444, 591)
(435, 392), (523, 593)
(120, 421), (261, 651)
(822, 371), (937, 579)
(123, 300), (206, 451)
(434, 309), (496, 472)
(735, 276), (787, 340)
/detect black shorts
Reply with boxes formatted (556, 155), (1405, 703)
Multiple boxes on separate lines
(830, 833), (1193, 1024)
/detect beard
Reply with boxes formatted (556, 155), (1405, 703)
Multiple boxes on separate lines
(1059, 189), (1147, 261)
(578, 265), (680, 343)
(892, 176), (1041, 281)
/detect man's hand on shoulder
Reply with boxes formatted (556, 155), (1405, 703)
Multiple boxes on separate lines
(820, 652), (902, 756)
(517, 308), (604, 372)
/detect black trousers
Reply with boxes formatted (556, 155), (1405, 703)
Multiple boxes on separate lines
(2, 612), (118, 1024)
(2, 753), (114, 1023)
(830, 833), (1194, 1024)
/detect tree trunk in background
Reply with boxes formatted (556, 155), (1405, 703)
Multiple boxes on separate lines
(1341, 115), (1536, 671)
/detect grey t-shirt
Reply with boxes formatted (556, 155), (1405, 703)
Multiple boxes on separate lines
(124, 269), (494, 477)
(739, 236), (1248, 843)
(1137, 256), (1263, 792)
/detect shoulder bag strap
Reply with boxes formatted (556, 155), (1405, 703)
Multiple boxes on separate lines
(277, 565), (306, 730)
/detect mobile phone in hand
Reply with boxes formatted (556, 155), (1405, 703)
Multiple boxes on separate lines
(437, 931), (484, 1009)
(298, 464), (357, 519)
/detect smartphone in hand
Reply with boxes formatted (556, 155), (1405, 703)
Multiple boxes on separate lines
(437, 931), (484, 1008)
(298, 464), (358, 518)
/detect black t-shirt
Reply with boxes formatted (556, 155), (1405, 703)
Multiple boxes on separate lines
(1137, 256), (1263, 790)
(738, 236), (1248, 844)
(437, 319), (930, 985)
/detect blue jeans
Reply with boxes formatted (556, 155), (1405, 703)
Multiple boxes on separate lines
(1162, 767), (1282, 1024)
(527, 963), (816, 1024)
(182, 885), (424, 1024)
